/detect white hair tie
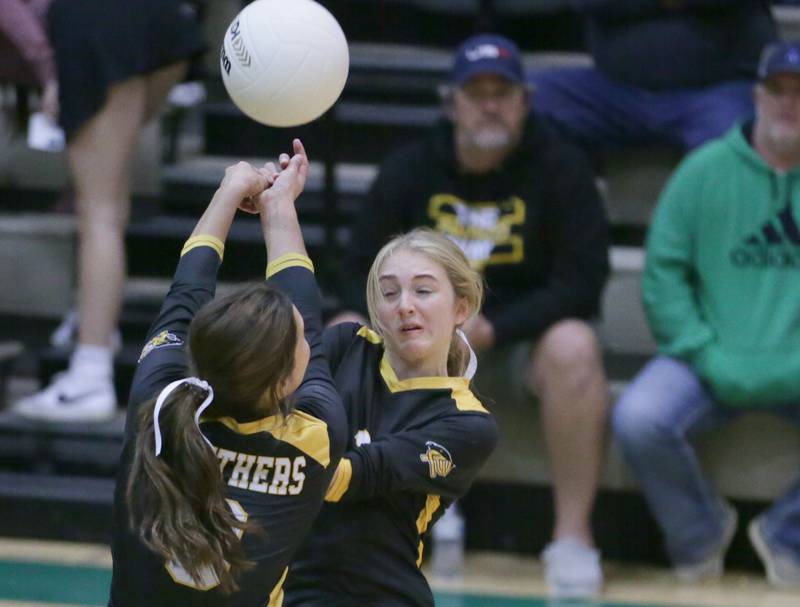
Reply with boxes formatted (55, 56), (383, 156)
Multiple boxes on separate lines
(153, 377), (215, 456)
(456, 329), (478, 380)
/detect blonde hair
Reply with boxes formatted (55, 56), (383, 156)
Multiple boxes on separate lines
(366, 228), (484, 376)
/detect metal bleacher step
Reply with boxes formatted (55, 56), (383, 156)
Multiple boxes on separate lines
(162, 157), (376, 218)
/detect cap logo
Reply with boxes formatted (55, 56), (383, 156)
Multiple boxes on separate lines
(465, 44), (511, 62)
(787, 48), (800, 65)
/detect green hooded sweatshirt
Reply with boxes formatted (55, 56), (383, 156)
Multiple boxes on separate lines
(644, 122), (800, 407)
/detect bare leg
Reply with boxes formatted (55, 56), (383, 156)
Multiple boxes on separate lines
(69, 78), (147, 346)
(70, 61), (189, 347)
(530, 319), (609, 546)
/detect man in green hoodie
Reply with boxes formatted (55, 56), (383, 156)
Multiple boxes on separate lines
(612, 40), (800, 588)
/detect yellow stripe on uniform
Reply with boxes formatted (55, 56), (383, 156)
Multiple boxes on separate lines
(415, 495), (441, 566)
(324, 457), (353, 502)
(268, 567), (289, 607)
(266, 253), (314, 278)
(211, 410), (331, 468)
(181, 234), (225, 260)
(356, 325), (383, 344)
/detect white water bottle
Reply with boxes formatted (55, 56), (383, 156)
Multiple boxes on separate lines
(430, 503), (465, 578)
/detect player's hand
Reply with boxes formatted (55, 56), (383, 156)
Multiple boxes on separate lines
(258, 139), (309, 211)
(218, 161), (271, 213)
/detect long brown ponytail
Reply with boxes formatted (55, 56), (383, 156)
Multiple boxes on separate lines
(127, 384), (249, 593)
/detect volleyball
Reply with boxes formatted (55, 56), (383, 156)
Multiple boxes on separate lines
(220, 0), (349, 127)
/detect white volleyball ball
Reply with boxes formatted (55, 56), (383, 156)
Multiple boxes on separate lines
(220, 0), (349, 127)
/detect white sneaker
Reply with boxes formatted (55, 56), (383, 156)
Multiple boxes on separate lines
(674, 502), (738, 583)
(542, 537), (603, 599)
(13, 372), (116, 423)
(749, 515), (800, 588)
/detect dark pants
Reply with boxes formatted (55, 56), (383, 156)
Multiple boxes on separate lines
(530, 67), (754, 151)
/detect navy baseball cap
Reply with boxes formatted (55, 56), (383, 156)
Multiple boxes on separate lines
(450, 34), (524, 85)
(758, 40), (800, 80)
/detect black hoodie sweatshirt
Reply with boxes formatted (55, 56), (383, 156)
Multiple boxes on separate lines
(339, 115), (610, 346)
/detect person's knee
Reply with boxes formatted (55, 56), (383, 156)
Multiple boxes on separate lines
(612, 380), (673, 455)
(533, 319), (602, 375)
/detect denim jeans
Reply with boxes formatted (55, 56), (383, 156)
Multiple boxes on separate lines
(612, 356), (800, 565)
(529, 67), (754, 150)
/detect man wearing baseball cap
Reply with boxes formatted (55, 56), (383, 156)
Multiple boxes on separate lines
(613, 39), (800, 588)
(333, 33), (610, 599)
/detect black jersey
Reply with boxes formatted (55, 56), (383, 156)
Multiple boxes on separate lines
(284, 323), (499, 607)
(109, 238), (346, 607)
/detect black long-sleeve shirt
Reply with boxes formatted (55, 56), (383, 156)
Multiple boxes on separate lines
(284, 323), (498, 607)
(109, 240), (346, 607)
(573, 0), (777, 89)
(339, 116), (609, 346)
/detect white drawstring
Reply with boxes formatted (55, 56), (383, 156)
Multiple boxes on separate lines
(456, 329), (478, 380)
(153, 377), (215, 456)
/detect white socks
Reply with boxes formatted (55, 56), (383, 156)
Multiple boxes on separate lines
(68, 344), (114, 382)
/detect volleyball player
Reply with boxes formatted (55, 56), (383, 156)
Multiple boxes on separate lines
(109, 140), (346, 606)
(284, 229), (499, 606)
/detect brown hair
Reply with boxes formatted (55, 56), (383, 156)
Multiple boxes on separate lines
(365, 228), (484, 376)
(127, 282), (299, 593)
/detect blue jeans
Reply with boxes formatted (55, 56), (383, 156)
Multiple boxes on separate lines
(529, 67), (754, 150)
(612, 356), (800, 565)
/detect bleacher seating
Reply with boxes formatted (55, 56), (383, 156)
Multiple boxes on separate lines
(1, 0), (800, 563)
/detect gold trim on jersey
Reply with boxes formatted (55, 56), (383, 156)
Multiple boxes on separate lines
(268, 567), (289, 607)
(208, 410), (331, 468)
(324, 457), (352, 502)
(356, 325), (383, 344)
(181, 234), (225, 260)
(415, 495), (441, 566)
(266, 252), (315, 278)
(379, 357), (488, 414)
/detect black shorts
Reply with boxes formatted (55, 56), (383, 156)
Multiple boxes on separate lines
(47, 0), (206, 139)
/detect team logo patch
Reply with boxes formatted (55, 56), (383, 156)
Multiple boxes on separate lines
(139, 330), (183, 362)
(419, 441), (455, 479)
(354, 429), (371, 446)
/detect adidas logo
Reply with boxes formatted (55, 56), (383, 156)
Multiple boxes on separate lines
(731, 206), (800, 268)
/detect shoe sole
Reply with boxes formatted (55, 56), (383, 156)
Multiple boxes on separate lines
(747, 517), (800, 589)
(674, 503), (738, 583)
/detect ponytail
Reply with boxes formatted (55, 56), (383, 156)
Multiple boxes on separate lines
(127, 383), (251, 594)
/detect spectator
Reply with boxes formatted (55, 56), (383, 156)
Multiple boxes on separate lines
(0, 0), (57, 122)
(612, 40), (800, 587)
(531, 0), (778, 151)
(332, 33), (610, 599)
(13, 0), (205, 422)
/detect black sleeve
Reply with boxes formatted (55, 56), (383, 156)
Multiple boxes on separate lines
(337, 411), (498, 502)
(269, 264), (347, 459)
(486, 142), (610, 345)
(321, 322), (361, 376)
(125, 246), (221, 439)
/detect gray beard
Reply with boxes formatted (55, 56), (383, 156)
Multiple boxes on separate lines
(469, 127), (512, 150)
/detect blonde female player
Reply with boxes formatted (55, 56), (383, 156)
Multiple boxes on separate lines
(285, 229), (499, 606)
(109, 140), (346, 606)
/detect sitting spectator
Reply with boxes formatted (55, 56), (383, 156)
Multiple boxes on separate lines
(531, 0), (777, 150)
(612, 40), (800, 587)
(332, 33), (610, 599)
